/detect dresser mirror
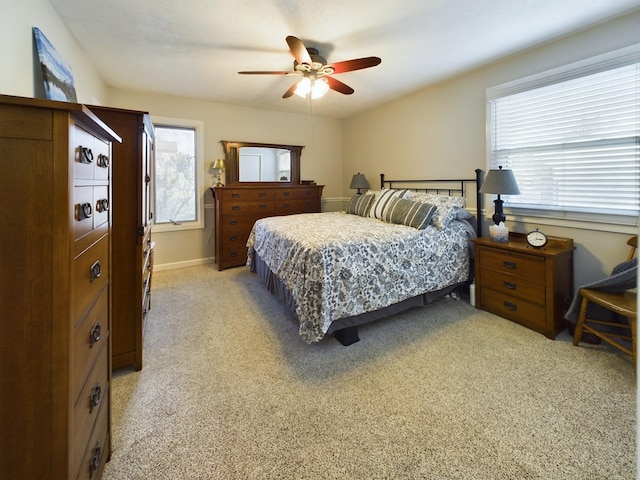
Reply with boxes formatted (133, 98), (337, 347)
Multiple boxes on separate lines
(221, 140), (303, 184)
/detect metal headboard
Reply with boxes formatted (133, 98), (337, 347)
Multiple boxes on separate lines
(380, 169), (483, 237)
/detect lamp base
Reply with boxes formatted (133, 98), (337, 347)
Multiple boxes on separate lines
(492, 197), (505, 225)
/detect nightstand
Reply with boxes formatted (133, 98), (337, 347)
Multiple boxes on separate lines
(473, 232), (574, 339)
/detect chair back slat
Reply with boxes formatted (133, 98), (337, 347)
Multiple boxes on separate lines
(626, 236), (637, 261)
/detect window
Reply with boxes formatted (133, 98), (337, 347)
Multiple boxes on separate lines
(486, 45), (639, 228)
(152, 117), (205, 232)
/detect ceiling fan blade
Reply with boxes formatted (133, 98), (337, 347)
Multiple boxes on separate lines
(286, 36), (312, 65)
(329, 57), (382, 74)
(327, 77), (354, 95)
(238, 71), (291, 75)
(282, 82), (299, 99)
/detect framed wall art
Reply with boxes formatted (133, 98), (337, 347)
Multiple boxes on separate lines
(33, 26), (77, 102)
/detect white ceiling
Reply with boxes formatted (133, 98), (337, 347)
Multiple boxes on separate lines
(49, 0), (638, 119)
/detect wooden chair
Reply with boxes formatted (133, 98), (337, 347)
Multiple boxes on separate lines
(573, 236), (637, 368)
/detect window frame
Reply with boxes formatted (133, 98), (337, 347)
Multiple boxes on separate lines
(485, 45), (640, 234)
(151, 116), (205, 233)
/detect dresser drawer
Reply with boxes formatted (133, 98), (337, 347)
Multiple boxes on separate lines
(71, 287), (108, 404)
(220, 213), (263, 232)
(75, 397), (110, 480)
(221, 229), (251, 249)
(220, 189), (274, 202)
(481, 289), (547, 332)
(220, 246), (249, 265)
(276, 199), (318, 213)
(478, 248), (545, 278)
(274, 187), (317, 200)
(71, 345), (109, 478)
(479, 268), (546, 305)
(73, 235), (109, 322)
(222, 201), (275, 215)
(73, 124), (111, 181)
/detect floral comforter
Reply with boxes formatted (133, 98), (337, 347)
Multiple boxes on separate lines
(246, 211), (472, 343)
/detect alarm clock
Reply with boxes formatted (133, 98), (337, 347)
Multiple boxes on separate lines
(526, 228), (548, 248)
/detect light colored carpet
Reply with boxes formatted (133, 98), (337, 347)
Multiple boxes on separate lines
(105, 265), (636, 479)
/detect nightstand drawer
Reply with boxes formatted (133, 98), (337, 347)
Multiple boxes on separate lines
(479, 269), (545, 305)
(481, 290), (547, 332)
(479, 248), (545, 277)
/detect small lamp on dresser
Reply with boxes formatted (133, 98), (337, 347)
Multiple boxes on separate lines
(349, 172), (370, 194)
(210, 159), (226, 187)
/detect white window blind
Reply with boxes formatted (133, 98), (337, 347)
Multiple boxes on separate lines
(486, 46), (640, 222)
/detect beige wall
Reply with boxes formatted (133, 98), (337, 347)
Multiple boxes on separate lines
(106, 90), (343, 268)
(0, 0), (109, 104)
(344, 11), (640, 286)
(2, 0), (638, 285)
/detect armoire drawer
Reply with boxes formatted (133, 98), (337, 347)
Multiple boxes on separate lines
(75, 399), (110, 480)
(73, 185), (110, 244)
(73, 125), (111, 181)
(71, 287), (109, 404)
(73, 235), (109, 322)
(71, 345), (109, 478)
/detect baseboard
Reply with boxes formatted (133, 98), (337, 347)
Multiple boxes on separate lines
(154, 257), (215, 272)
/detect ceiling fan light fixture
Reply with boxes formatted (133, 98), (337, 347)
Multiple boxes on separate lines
(294, 77), (312, 97)
(311, 78), (329, 99)
(294, 77), (329, 99)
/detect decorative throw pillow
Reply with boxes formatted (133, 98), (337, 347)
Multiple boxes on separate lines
(345, 193), (375, 217)
(369, 188), (409, 220)
(405, 191), (466, 230)
(381, 197), (436, 230)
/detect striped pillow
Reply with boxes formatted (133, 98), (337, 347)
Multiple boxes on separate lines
(369, 189), (409, 219)
(346, 193), (375, 216)
(382, 197), (436, 230)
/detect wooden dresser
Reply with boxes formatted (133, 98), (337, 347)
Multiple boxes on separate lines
(213, 184), (324, 270)
(91, 106), (154, 371)
(473, 232), (574, 339)
(0, 95), (120, 479)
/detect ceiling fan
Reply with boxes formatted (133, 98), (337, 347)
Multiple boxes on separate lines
(238, 36), (382, 99)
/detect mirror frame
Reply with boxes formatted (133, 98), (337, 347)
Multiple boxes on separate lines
(221, 140), (304, 185)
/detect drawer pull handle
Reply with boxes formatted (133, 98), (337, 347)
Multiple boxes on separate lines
(231, 193), (240, 198)
(232, 206), (240, 210)
(90, 261), (102, 282)
(230, 236), (238, 241)
(230, 252), (238, 257)
(89, 321), (101, 347)
(259, 204), (267, 209)
(90, 382), (102, 413)
(80, 146), (94, 164)
(503, 281), (516, 290)
(283, 203), (290, 208)
(78, 202), (93, 220)
(503, 261), (516, 269)
(259, 192), (266, 197)
(89, 443), (102, 478)
(504, 301), (518, 311)
(95, 198), (109, 212)
(230, 220), (238, 226)
(96, 154), (109, 168)
(283, 191), (290, 197)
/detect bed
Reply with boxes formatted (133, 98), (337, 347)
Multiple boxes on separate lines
(246, 171), (483, 345)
